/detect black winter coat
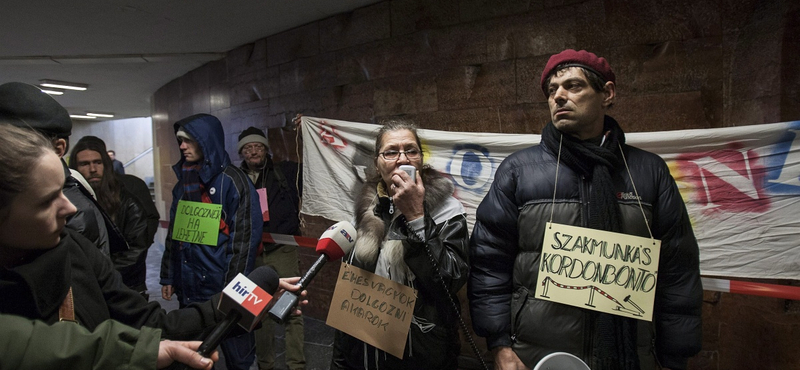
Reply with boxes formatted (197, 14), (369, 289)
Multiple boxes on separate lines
(0, 229), (223, 339)
(468, 137), (702, 370)
(240, 158), (302, 253)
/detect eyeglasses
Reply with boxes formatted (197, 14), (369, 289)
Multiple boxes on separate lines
(379, 149), (421, 161)
(242, 144), (266, 154)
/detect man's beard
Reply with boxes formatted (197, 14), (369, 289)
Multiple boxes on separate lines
(246, 157), (265, 169)
(88, 178), (102, 191)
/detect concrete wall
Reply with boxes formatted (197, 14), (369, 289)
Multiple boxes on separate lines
(151, 0), (800, 368)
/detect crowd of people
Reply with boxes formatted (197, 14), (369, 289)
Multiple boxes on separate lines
(0, 48), (702, 370)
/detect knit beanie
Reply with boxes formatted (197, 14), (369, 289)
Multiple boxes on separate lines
(237, 126), (269, 153)
(176, 128), (195, 142)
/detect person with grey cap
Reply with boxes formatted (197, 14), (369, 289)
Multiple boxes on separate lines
(160, 113), (262, 370)
(0, 81), (124, 258)
(468, 50), (702, 370)
(237, 126), (305, 370)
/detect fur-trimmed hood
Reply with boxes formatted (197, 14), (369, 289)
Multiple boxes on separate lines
(351, 167), (454, 272)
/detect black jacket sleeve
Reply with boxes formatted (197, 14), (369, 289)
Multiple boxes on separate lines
(467, 158), (521, 349)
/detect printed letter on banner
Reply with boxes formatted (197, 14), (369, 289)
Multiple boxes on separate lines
(327, 265), (417, 359)
(536, 222), (661, 321)
(172, 200), (222, 246)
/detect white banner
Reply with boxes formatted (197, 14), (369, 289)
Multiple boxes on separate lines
(301, 117), (800, 280)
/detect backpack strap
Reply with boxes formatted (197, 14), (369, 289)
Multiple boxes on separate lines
(272, 164), (289, 190)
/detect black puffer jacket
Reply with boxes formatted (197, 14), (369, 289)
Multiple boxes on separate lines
(331, 168), (470, 370)
(468, 134), (702, 369)
(62, 161), (110, 257)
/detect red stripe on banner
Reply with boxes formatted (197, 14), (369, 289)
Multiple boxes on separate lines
(158, 221), (319, 249)
(728, 280), (800, 301)
(703, 277), (800, 300)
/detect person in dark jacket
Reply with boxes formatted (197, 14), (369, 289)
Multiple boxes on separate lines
(0, 82), (122, 258)
(468, 49), (702, 370)
(331, 119), (470, 370)
(75, 135), (161, 257)
(237, 126), (305, 370)
(1, 314), (219, 370)
(160, 113), (262, 370)
(69, 139), (151, 296)
(108, 149), (126, 174)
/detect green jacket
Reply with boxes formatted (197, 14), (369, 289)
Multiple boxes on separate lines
(1, 314), (159, 370)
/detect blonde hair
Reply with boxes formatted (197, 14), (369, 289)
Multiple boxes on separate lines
(0, 123), (55, 210)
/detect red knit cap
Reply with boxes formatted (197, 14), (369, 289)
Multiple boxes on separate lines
(540, 49), (615, 96)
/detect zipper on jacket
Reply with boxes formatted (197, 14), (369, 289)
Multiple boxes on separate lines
(388, 197), (394, 215)
(510, 290), (528, 344)
(579, 175), (590, 227)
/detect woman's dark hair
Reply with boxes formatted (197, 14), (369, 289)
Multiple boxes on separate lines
(0, 123), (54, 213)
(545, 63), (614, 108)
(373, 118), (423, 159)
(369, 118), (426, 183)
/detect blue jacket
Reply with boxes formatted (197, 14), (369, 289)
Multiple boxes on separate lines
(159, 114), (261, 306)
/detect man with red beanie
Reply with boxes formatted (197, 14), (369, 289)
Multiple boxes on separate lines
(468, 49), (702, 370)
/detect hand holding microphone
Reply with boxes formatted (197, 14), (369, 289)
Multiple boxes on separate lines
(196, 266), (279, 358)
(268, 221), (357, 323)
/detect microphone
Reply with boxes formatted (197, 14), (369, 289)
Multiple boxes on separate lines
(196, 266), (280, 358)
(268, 221), (357, 323)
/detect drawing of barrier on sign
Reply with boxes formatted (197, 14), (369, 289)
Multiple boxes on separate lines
(540, 276), (645, 317)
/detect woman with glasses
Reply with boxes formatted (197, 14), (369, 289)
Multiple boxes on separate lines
(331, 119), (470, 370)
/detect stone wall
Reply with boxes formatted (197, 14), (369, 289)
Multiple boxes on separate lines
(151, 0), (800, 368)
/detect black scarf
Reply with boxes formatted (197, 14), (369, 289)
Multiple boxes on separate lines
(541, 116), (639, 370)
(181, 162), (204, 202)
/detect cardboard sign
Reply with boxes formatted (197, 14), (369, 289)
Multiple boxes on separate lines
(171, 200), (222, 246)
(256, 188), (270, 221)
(326, 265), (417, 359)
(536, 222), (661, 321)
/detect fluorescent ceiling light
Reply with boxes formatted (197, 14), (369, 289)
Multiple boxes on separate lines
(69, 114), (97, 119)
(86, 112), (114, 118)
(40, 79), (88, 91)
(40, 88), (63, 95)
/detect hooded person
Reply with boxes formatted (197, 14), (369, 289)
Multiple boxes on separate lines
(159, 113), (262, 370)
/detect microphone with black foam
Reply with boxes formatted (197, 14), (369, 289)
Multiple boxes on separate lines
(268, 221), (357, 323)
(196, 265), (280, 358)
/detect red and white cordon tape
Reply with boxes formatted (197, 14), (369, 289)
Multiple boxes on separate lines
(163, 223), (800, 301)
(701, 277), (800, 301)
(262, 232), (318, 249)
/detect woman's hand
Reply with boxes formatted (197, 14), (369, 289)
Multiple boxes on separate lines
(390, 169), (424, 221)
(279, 277), (308, 315)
